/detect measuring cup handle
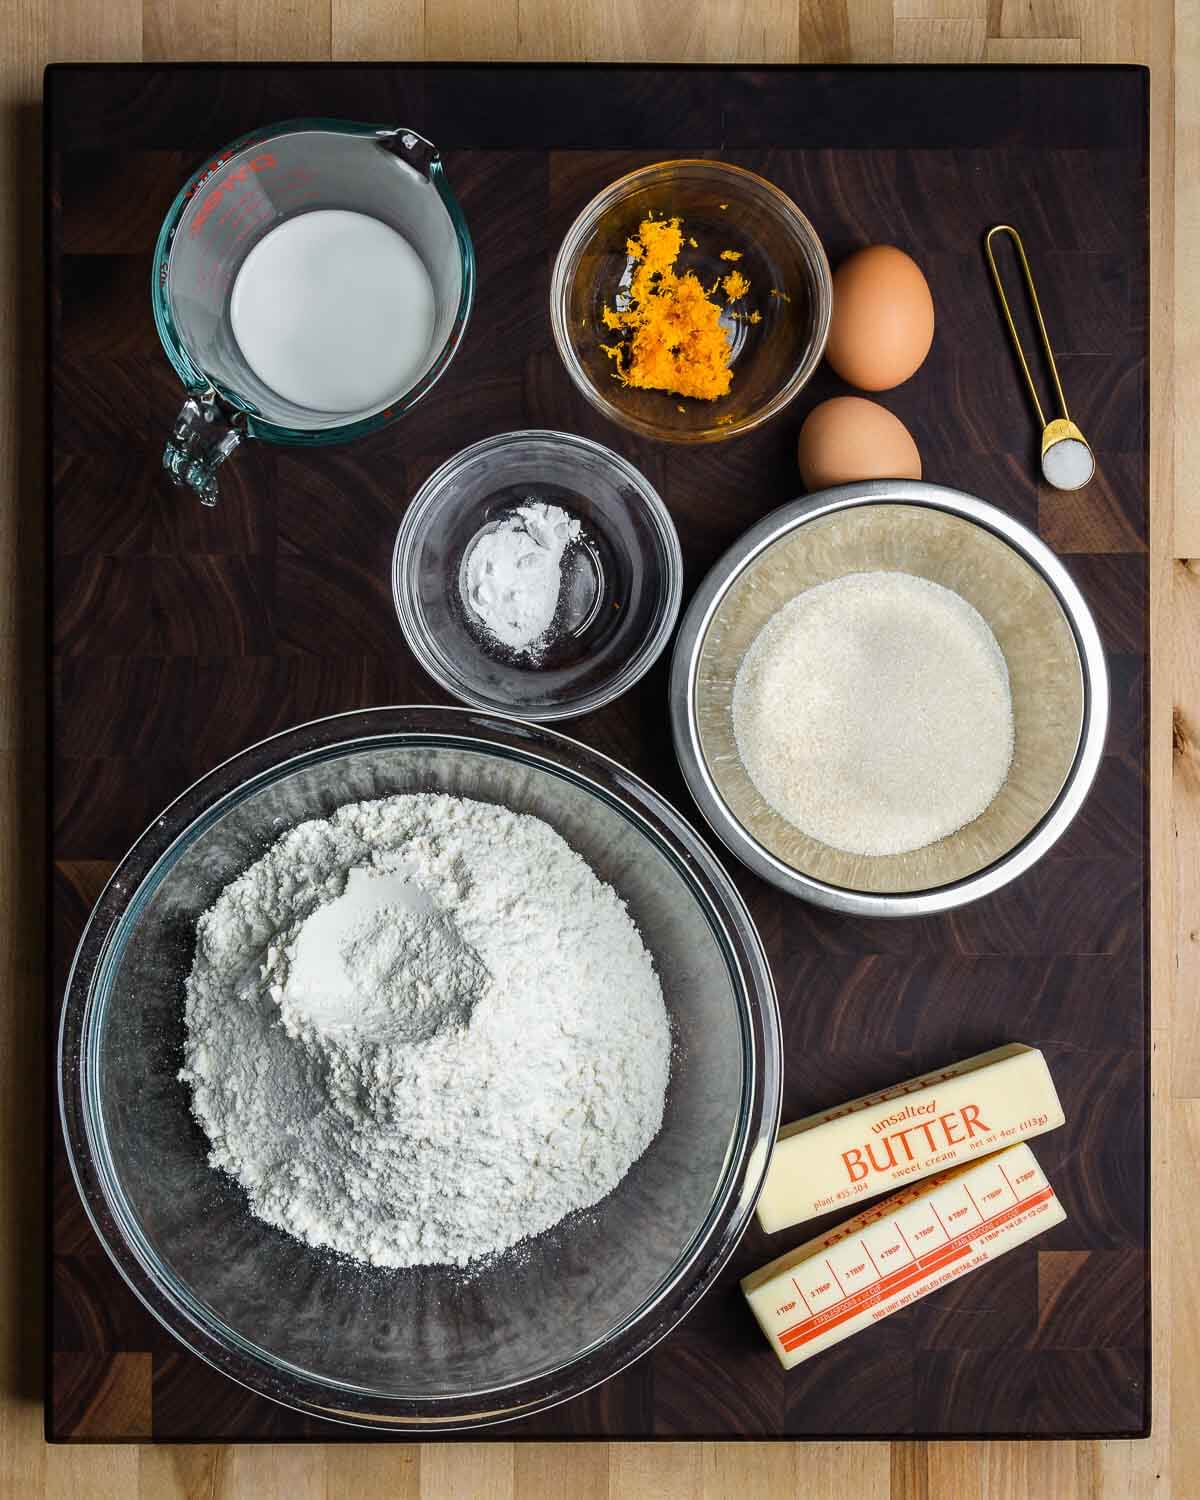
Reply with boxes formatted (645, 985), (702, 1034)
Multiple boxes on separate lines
(163, 392), (243, 507)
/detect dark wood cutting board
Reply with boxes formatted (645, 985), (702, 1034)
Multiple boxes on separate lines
(46, 62), (1149, 1441)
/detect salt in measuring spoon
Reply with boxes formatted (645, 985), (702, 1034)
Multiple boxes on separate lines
(984, 224), (1095, 491)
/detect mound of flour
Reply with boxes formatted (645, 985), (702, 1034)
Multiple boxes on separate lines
(181, 794), (671, 1269)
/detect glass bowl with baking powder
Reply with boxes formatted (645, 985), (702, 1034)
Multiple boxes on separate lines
(59, 707), (780, 1432)
(392, 430), (683, 720)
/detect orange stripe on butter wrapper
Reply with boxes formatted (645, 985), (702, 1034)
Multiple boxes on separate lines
(742, 1143), (1065, 1370)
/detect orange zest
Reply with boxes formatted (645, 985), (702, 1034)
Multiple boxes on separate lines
(600, 216), (754, 402)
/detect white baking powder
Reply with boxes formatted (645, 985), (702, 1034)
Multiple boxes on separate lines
(1041, 436), (1094, 490)
(181, 794), (670, 1268)
(733, 571), (1014, 857)
(462, 501), (582, 656)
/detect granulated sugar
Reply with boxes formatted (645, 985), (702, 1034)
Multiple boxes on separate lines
(732, 571), (1014, 857)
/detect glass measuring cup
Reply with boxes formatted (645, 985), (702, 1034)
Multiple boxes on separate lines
(153, 119), (475, 506)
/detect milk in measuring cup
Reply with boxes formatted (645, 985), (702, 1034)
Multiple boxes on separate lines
(229, 208), (437, 413)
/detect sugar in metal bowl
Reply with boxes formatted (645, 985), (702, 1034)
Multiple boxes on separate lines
(669, 480), (1109, 918)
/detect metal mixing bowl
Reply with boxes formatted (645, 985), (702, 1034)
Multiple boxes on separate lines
(670, 481), (1109, 918)
(58, 708), (780, 1431)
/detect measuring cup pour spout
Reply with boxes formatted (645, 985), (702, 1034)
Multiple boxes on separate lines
(378, 127), (439, 177)
(153, 118), (476, 507)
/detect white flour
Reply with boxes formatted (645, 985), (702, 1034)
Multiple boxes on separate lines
(181, 794), (670, 1268)
(462, 501), (582, 655)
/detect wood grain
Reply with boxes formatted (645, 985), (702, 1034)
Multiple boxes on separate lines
(42, 62), (1150, 1446)
(0, 6), (1190, 1500)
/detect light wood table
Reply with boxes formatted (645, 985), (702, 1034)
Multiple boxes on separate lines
(1, 3), (1192, 1496)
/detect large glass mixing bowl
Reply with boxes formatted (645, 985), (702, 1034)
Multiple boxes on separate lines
(58, 707), (780, 1431)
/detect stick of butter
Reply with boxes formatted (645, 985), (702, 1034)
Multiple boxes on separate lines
(743, 1142), (1065, 1369)
(756, 1043), (1064, 1234)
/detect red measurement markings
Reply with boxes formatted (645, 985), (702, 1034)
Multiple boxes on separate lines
(776, 1186), (1056, 1353)
(190, 154), (278, 235)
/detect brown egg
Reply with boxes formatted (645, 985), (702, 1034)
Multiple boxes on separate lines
(826, 245), (935, 391)
(796, 397), (922, 490)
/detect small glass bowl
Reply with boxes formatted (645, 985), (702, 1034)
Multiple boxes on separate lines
(392, 430), (683, 721)
(551, 159), (832, 444)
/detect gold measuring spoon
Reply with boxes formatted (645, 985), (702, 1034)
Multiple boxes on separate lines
(984, 224), (1095, 491)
